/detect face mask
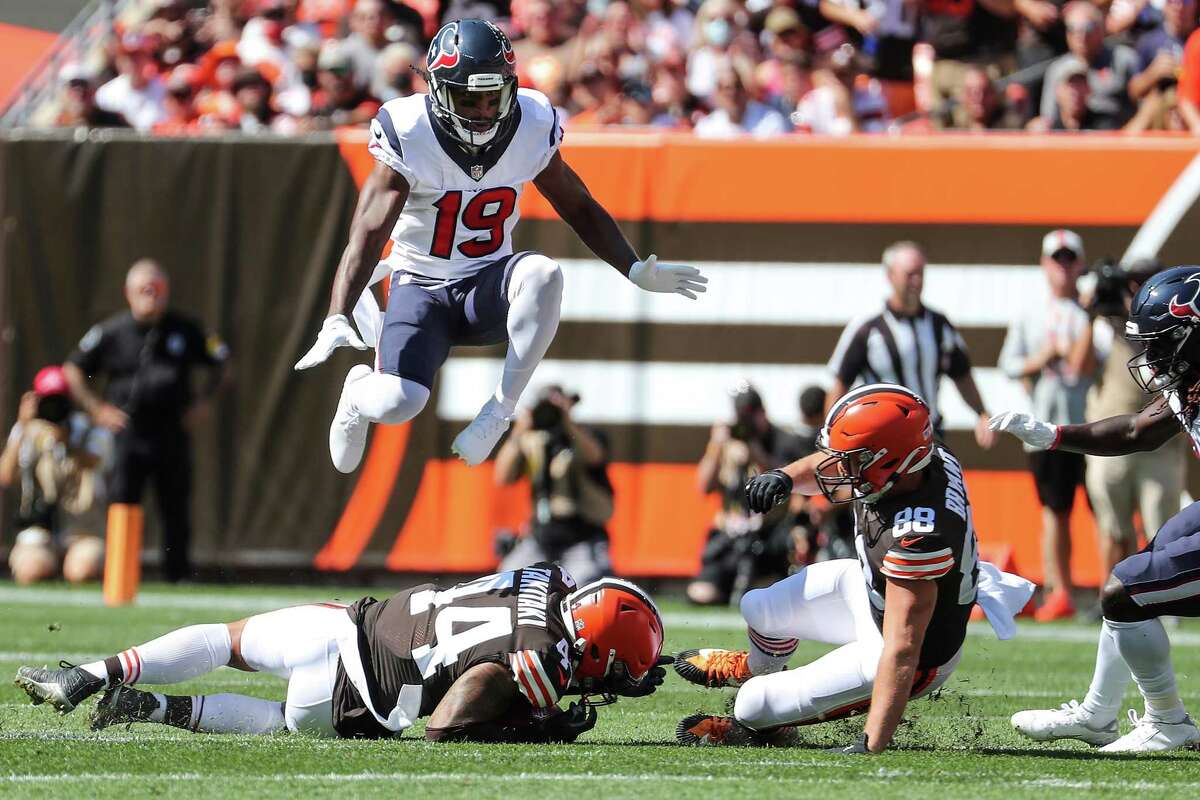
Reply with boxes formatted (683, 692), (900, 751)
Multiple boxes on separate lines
(706, 18), (732, 47)
(587, 0), (610, 16)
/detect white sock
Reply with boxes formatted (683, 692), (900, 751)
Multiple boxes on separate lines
(350, 373), (429, 424)
(1109, 618), (1187, 723)
(746, 628), (798, 676)
(1079, 620), (1129, 722)
(85, 624), (233, 687)
(497, 254), (562, 411)
(190, 693), (286, 734)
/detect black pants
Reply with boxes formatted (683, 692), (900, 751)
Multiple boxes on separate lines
(108, 427), (193, 582)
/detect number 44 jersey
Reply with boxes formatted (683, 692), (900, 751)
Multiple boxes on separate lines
(368, 88), (564, 280)
(854, 445), (980, 669)
(331, 563), (578, 738)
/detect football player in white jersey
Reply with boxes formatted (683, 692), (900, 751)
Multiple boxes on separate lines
(294, 19), (706, 470)
(992, 266), (1200, 752)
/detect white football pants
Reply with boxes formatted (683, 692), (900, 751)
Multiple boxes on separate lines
(734, 559), (960, 730)
(239, 604), (355, 737)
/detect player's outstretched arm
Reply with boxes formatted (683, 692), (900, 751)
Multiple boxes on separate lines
(989, 394), (1178, 456)
(860, 577), (936, 753)
(294, 162), (410, 370)
(533, 153), (707, 299)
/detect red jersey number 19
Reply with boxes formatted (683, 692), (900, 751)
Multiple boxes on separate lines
(429, 187), (518, 259)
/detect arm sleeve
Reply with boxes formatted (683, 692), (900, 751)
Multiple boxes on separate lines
(940, 316), (972, 379)
(368, 107), (417, 185)
(828, 318), (870, 385)
(881, 531), (956, 581)
(67, 323), (107, 376)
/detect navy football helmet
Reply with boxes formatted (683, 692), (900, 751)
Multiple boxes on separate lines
(1126, 266), (1200, 394)
(425, 19), (518, 148)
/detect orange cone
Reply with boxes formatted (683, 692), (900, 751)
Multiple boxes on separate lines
(103, 503), (143, 606)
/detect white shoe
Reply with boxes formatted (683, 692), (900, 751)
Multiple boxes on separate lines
(451, 398), (511, 466)
(1011, 700), (1119, 746)
(329, 364), (373, 473)
(1099, 710), (1200, 753)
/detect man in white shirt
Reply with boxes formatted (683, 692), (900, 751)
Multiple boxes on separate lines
(95, 42), (165, 132)
(695, 63), (790, 138)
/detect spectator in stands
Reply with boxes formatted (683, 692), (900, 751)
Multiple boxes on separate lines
(1040, 1), (1140, 128)
(1124, 0), (1196, 128)
(791, 43), (889, 133)
(687, 0), (750, 99)
(512, 0), (575, 76)
(1028, 62), (1104, 129)
(494, 385), (614, 586)
(231, 66), (278, 132)
(371, 42), (421, 102)
(152, 66), (200, 134)
(96, 36), (167, 132)
(922, 0), (1018, 127)
(54, 65), (130, 129)
(694, 61), (790, 137)
(649, 59), (698, 127)
(958, 65), (1029, 128)
(340, 0), (396, 88)
(820, 0), (920, 117)
(1083, 260), (1186, 616)
(308, 41), (382, 128)
(620, 80), (658, 124)
(1179, 25), (1200, 130)
(1014, 0), (1069, 73)
(826, 240), (995, 446)
(569, 62), (624, 125)
(763, 59), (814, 121)
(998, 229), (1096, 621)
(1, 367), (104, 586)
(690, 383), (796, 606)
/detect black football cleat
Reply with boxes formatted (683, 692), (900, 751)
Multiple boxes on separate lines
(14, 661), (104, 714)
(673, 649), (753, 688)
(90, 685), (161, 731)
(676, 713), (764, 746)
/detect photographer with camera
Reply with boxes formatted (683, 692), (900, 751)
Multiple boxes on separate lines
(688, 384), (795, 606)
(1083, 258), (1187, 616)
(999, 229), (1098, 621)
(493, 385), (614, 585)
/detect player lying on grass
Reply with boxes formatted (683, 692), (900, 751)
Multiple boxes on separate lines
(993, 266), (1200, 753)
(14, 565), (666, 741)
(674, 384), (1033, 753)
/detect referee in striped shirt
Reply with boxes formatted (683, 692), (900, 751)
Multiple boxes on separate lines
(826, 241), (995, 447)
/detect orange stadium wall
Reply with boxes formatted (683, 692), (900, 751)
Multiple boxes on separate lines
(8, 131), (1200, 586)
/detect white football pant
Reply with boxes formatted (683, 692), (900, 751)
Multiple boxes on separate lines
(734, 559), (960, 730)
(239, 603), (356, 737)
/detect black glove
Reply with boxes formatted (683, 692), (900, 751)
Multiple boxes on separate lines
(745, 469), (793, 513)
(530, 701), (598, 743)
(607, 655), (673, 698)
(826, 733), (875, 754)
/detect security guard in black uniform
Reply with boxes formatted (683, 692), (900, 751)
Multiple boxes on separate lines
(64, 259), (230, 584)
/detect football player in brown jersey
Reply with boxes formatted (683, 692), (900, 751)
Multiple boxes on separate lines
(676, 384), (984, 753)
(15, 565), (667, 742)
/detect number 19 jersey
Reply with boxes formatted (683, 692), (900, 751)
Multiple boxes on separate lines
(331, 563), (577, 738)
(368, 89), (564, 280)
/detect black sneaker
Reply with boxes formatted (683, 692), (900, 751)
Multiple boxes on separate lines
(676, 713), (763, 746)
(90, 685), (160, 731)
(14, 661), (104, 714)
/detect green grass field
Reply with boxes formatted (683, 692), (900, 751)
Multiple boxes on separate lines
(2, 581), (1200, 799)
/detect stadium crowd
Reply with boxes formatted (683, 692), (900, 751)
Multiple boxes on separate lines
(46, 0), (1200, 135)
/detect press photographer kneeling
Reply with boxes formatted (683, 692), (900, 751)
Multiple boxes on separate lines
(494, 385), (614, 584)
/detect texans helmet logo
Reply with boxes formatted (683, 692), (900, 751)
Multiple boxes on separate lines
(428, 23), (460, 71)
(1168, 273), (1200, 320)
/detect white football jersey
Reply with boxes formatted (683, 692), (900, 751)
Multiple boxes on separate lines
(368, 88), (564, 280)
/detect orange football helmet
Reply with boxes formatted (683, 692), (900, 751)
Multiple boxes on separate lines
(815, 383), (934, 504)
(564, 578), (664, 702)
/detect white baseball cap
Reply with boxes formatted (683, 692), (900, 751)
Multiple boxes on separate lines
(1042, 229), (1085, 261)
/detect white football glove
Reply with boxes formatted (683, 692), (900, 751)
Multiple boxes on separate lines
(628, 255), (708, 299)
(987, 411), (1059, 450)
(294, 314), (369, 371)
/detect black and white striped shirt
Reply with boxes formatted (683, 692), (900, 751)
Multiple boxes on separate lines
(827, 305), (971, 432)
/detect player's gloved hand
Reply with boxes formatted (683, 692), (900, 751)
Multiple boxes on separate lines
(534, 701), (598, 743)
(987, 411), (1059, 450)
(628, 255), (708, 299)
(294, 314), (369, 370)
(826, 733), (876, 754)
(745, 469), (793, 513)
(607, 655), (674, 698)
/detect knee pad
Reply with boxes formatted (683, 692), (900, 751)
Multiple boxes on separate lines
(739, 588), (770, 632)
(733, 678), (770, 730)
(1100, 575), (1147, 622)
(734, 674), (807, 731)
(352, 373), (430, 425)
(509, 254), (563, 301)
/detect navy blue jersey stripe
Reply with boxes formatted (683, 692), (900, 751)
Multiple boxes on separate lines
(376, 108), (403, 158)
(549, 108), (557, 147)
